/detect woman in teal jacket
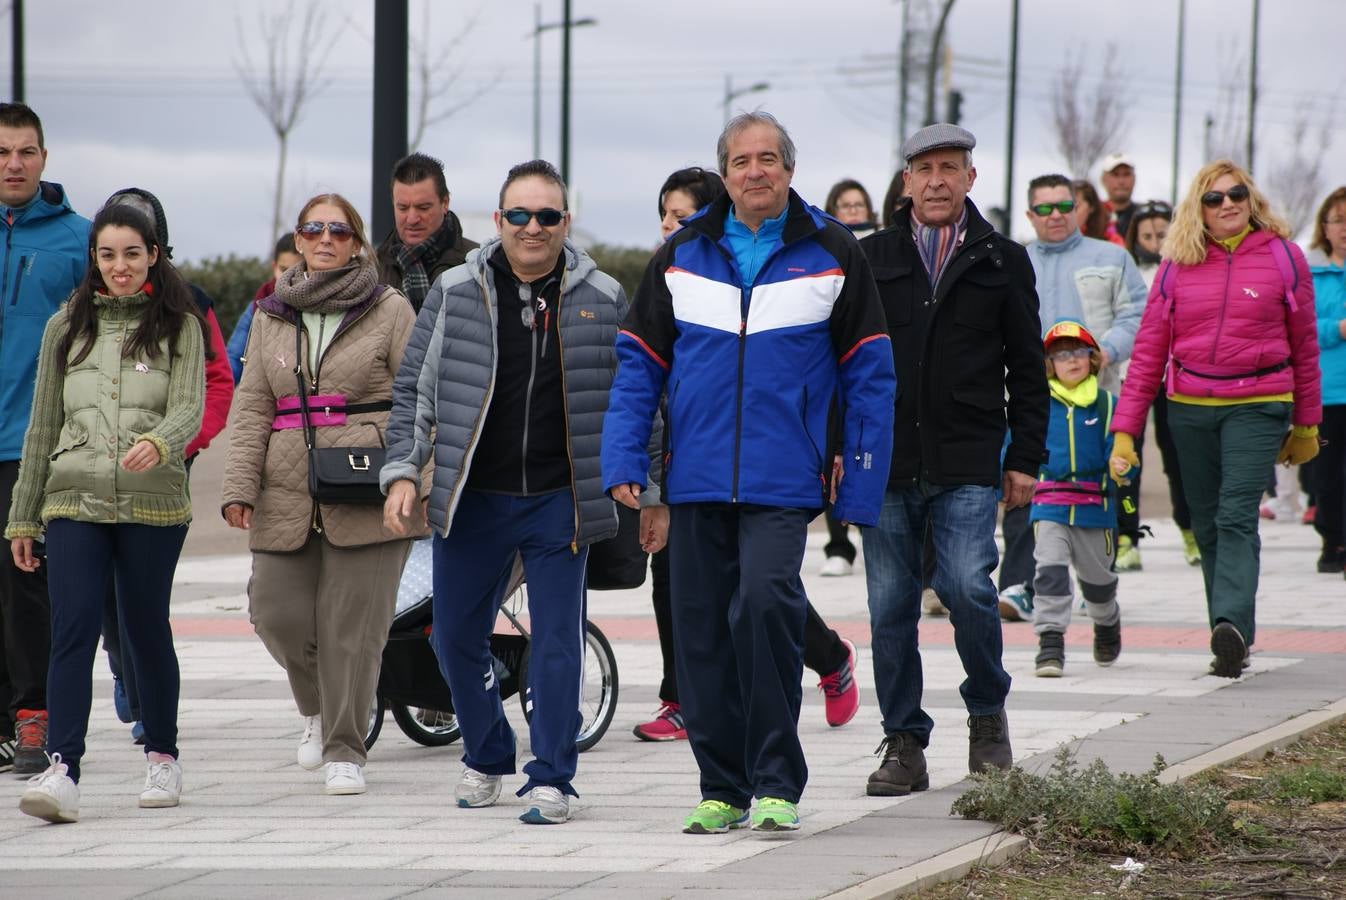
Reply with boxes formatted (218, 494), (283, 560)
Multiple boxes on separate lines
(1311, 186), (1346, 573)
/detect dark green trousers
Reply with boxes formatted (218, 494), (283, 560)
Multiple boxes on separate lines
(1167, 400), (1291, 644)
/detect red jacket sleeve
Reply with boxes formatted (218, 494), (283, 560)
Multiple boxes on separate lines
(185, 308), (235, 459)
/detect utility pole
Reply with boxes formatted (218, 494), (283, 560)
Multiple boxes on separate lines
(722, 75), (770, 125)
(530, 8), (595, 163)
(560, 0), (573, 184)
(371, 0), (408, 243)
(1171, 0), (1185, 205)
(11, 0), (23, 102)
(1003, 0), (1020, 233)
(895, 0), (910, 168)
(1247, 0), (1260, 172)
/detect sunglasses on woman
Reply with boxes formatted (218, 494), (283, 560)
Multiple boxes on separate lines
(500, 207), (566, 227)
(1133, 200), (1173, 218)
(297, 221), (356, 241)
(1200, 184), (1249, 208)
(1030, 200), (1076, 216)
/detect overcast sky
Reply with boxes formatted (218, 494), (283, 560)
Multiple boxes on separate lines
(11, 0), (1344, 260)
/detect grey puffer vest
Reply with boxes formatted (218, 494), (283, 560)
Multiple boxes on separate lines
(381, 238), (638, 547)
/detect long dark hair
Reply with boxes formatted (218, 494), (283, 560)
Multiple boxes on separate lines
(1072, 180), (1111, 240)
(59, 204), (207, 366)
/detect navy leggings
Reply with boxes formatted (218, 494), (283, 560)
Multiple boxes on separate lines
(45, 519), (186, 782)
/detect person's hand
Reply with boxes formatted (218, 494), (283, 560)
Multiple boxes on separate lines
(610, 483), (641, 510)
(121, 439), (161, 472)
(1099, 349), (1112, 371)
(10, 538), (39, 572)
(829, 455), (843, 504)
(1109, 432), (1140, 486)
(223, 503), (253, 530)
(1277, 427), (1320, 466)
(639, 505), (669, 554)
(1001, 470), (1036, 510)
(383, 479), (424, 535)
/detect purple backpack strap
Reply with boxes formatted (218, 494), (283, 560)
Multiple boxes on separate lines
(1155, 260), (1177, 316)
(1269, 238), (1299, 313)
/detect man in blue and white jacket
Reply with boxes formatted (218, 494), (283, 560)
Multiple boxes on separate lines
(602, 112), (895, 834)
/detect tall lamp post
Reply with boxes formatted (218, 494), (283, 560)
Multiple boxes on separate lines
(371, 1), (408, 244)
(530, 4), (596, 164)
(723, 76), (770, 124)
(11, 0), (23, 102)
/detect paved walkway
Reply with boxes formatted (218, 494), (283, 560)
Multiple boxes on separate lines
(3, 516), (1342, 899)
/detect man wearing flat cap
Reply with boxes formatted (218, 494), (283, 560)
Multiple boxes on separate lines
(858, 123), (1048, 796)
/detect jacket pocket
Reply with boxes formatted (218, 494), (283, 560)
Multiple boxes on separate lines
(871, 265), (913, 326)
(952, 268), (1007, 331)
(45, 428), (91, 495)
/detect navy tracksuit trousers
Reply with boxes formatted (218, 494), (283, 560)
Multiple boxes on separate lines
(431, 488), (588, 798)
(669, 502), (811, 807)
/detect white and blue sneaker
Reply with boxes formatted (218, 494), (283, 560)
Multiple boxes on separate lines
(519, 785), (570, 824)
(997, 584), (1034, 622)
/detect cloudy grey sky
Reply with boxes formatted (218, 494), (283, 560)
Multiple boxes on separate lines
(11, 0), (1343, 260)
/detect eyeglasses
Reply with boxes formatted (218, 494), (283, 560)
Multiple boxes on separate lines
(1134, 200), (1173, 218)
(297, 221), (356, 241)
(836, 201), (869, 212)
(1047, 347), (1093, 362)
(501, 207), (566, 227)
(1200, 184), (1250, 208)
(1030, 200), (1076, 216)
(1324, 217), (1346, 227)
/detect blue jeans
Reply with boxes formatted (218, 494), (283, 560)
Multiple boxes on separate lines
(862, 483), (1011, 746)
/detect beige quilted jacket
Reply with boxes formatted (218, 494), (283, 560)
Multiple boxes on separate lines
(222, 285), (429, 551)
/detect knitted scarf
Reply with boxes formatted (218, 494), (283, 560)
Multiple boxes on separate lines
(912, 206), (968, 290)
(390, 216), (456, 306)
(274, 260), (378, 314)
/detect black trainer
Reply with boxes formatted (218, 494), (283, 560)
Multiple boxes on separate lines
(968, 710), (1012, 773)
(1318, 546), (1345, 574)
(866, 732), (929, 796)
(1093, 621), (1121, 667)
(1035, 631), (1065, 677)
(1210, 621), (1248, 679)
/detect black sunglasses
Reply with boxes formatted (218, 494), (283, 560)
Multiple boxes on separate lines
(297, 221), (356, 241)
(1200, 184), (1249, 208)
(501, 207), (566, 227)
(1030, 200), (1076, 216)
(1134, 200), (1173, 218)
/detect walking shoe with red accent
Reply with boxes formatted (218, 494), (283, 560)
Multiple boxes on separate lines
(633, 703), (687, 742)
(819, 638), (860, 727)
(13, 709), (49, 777)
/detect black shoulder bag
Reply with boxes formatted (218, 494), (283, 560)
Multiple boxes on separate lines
(293, 322), (389, 505)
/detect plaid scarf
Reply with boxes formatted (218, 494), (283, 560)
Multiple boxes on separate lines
(912, 206), (968, 291)
(391, 215), (456, 306)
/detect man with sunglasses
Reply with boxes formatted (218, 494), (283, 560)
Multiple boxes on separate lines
(381, 159), (663, 826)
(375, 152), (478, 313)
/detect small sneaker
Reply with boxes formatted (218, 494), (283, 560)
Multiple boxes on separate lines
(1093, 621), (1121, 667)
(968, 710), (1013, 773)
(13, 709), (49, 776)
(113, 676), (134, 724)
(455, 766), (503, 808)
(818, 639), (860, 727)
(921, 587), (948, 616)
(297, 715), (323, 770)
(682, 799), (748, 834)
(139, 756), (182, 808)
(1035, 631), (1065, 677)
(866, 732), (928, 796)
(1303, 505), (1317, 526)
(1209, 621), (1248, 679)
(1181, 529), (1202, 566)
(1258, 502), (1276, 520)
(324, 761), (366, 795)
(520, 785), (569, 824)
(750, 797), (799, 832)
(1114, 535), (1142, 571)
(0, 738), (14, 774)
(819, 555), (853, 577)
(997, 584), (1033, 622)
(632, 703), (687, 742)
(1317, 546), (1345, 574)
(18, 753), (79, 823)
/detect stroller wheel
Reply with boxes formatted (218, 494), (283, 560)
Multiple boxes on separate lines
(390, 703), (462, 746)
(518, 620), (619, 752)
(364, 692), (386, 750)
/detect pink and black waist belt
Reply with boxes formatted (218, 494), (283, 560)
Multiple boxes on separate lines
(1034, 480), (1105, 507)
(272, 394), (393, 431)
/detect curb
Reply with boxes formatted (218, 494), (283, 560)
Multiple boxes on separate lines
(827, 696), (1346, 899)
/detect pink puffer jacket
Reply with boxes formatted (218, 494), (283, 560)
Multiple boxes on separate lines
(1113, 229), (1321, 434)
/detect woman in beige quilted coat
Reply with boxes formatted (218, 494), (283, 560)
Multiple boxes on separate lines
(221, 193), (425, 796)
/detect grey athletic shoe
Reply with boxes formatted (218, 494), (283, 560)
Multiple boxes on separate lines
(519, 785), (570, 824)
(455, 766), (503, 808)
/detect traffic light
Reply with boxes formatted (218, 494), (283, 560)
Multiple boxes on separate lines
(947, 90), (964, 125)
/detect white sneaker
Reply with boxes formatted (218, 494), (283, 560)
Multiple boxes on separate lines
(819, 556), (854, 577)
(519, 785), (570, 824)
(921, 588), (948, 616)
(324, 761), (366, 795)
(139, 757), (182, 808)
(18, 753), (80, 823)
(455, 766), (503, 808)
(297, 715), (323, 770)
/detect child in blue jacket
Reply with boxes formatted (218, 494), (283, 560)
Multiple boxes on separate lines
(1031, 319), (1129, 676)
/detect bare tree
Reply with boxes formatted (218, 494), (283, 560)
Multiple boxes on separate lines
(1261, 102), (1335, 234)
(234, 0), (343, 243)
(1048, 44), (1130, 178)
(407, 2), (502, 152)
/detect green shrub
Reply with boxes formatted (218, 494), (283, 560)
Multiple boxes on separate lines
(178, 255), (272, 336)
(587, 244), (654, 300)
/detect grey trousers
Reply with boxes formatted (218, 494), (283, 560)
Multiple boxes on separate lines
(249, 535), (410, 765)
(1031, 520), (1120, 636)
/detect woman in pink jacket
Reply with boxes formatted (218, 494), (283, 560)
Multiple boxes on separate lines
(1110, 160), (1321, 678)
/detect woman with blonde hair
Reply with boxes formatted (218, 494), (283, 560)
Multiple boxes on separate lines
(222, 193), (423, 794)
(1109, 160), (1320, 678)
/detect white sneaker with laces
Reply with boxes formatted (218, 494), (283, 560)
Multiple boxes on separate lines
(297, 715), (323, 770)
(819, 556), (854, 577)
(18, 753), (80, 823)
(921, 588), (948, 616)
(455, 766), (503, 808)
(140, 757), (182, 808)
(519, 785), (570, 824)
(324, 761), (366, 795)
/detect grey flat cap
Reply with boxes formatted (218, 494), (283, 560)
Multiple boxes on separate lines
(901, 123), (976, 162)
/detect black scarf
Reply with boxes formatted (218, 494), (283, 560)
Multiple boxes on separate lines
(390, 214), (457, 306)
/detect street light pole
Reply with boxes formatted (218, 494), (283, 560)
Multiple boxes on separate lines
(561, 0), (572, 184)
(529, 8), (595, 167)
(1003, 0), (1020, 234)
(11, 0), (23, 103)
(1247, 0), (1260, 172)
(1170, 0), (1185, 205)
(723, 75), (770, 125)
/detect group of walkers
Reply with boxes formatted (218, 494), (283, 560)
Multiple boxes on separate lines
(0, 97), (1326, 835)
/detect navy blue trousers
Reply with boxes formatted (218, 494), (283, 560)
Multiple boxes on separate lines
(669, 502), (810, 807)
(45, 519), (186, 782)
(431, 489), (588, 798)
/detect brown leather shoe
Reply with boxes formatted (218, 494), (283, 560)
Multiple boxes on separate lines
(866, 732), (929, 796)
(968, 710), (1012, 773)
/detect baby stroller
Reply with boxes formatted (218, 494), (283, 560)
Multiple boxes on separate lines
(364, 538), (619, 753)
